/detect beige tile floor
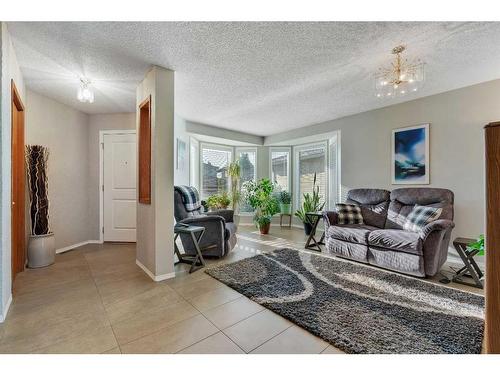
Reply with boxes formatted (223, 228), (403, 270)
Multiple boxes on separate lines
(0, 226), (483, 354)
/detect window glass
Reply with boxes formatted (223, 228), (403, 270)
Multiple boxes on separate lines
(297, 145), (327, 207)
(271, 150), (290, 192)
(201, 146), (231, 198)
(237, 150), (257, 213)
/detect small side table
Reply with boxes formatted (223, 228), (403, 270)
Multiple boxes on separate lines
(280, 213), (292, 228)
(304, 212), (325, 252)
(174, 224), (206, 273)
(452, 237), (484, 289)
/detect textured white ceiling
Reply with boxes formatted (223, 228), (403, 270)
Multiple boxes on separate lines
(8, 22), (500, 136)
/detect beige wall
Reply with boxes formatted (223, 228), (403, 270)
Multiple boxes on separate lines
(266, 79), (500, 240)
(1, 22), (26, 320)
(25, 90), (90, 250)
(136, 66), (175, 279)
(88, 113), (135, 239)
(25, 91), (136, 246)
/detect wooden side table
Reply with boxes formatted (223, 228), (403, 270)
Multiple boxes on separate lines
(304, 212), (325, 252)
(452, 237), (484, 289)
(280, 213), (292, 228)
(174, 224), (206, 273)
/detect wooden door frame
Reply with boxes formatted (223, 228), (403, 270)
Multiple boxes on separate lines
(485, 121), (500, 353)
(98, 129), (137, 243)
(11, 79), (25, 282)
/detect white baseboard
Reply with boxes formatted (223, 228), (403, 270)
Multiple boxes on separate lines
(136, 259), (175, 282)
(0, 293), (13, 323)
(56, 239), (103, 254)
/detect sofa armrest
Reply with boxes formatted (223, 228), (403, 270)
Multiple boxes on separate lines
(419, 219), (455, 241)
(207, 209), (234, 223)
(323, 211), (338, 227)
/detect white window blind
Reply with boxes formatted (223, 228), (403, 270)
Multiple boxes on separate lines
(270, 149), (290, 192)
(200, 144), (232, 199)
(295, 143), (327, 208)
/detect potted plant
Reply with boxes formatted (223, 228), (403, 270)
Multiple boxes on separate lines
(278, 190), (292, 215)
(206, 192), (231, 210)
(469, 235), (485, 255)
(26, 145), (55, 268)
(228, 160), (241, 225)
(294, 173), (325, 235)
(242, 179), (280, 234)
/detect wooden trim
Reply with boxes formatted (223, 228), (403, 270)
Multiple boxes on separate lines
(138, 95), (151, 204)
(485, 121), (500, 128)
(10, 80), (26, 282)
(11, 80), (25, 111)
(485, 121), (500, 353)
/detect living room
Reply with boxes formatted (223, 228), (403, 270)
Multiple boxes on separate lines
(1, 1), (500, 373)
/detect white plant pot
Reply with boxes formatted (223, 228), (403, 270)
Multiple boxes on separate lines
(28, 233), (55, 268)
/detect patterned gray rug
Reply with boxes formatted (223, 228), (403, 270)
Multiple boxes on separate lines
(205, 248), (484, 354)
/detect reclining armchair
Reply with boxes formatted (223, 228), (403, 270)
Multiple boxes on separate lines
(174, 187), (237, 258)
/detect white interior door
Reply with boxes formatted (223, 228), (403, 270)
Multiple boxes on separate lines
(103, 133), (137, 242)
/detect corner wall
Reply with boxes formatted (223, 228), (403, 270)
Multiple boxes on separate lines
(25, 90), (91, 250)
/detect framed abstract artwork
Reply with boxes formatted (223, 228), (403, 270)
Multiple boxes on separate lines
(392, 123), (430, 185)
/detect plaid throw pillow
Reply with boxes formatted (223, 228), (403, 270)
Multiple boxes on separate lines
(403, 205), (442, 232)
(336, 203), (364, 225)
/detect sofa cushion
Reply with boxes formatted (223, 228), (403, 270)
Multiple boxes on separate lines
(346, 189), (390, 228)
(368, 229), (423, 255)
(327, 224), (378, 245)
(385, 188), (454, 229)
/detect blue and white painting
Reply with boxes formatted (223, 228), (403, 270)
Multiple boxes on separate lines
(392, 124), (429, 184)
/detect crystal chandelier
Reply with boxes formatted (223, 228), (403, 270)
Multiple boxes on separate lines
(77, 78), (94, 103)
(375, 45), (425, 98)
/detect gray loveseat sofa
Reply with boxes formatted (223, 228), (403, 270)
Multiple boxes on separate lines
(174, 188), (237, 258)
(323, 188), (455, 277)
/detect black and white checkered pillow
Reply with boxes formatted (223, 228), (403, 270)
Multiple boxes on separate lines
(403, 205), (442, 232)
(336, 203), (364, 225)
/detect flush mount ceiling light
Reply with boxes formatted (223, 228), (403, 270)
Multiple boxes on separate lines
(375, 45), (425, 99)
(77, 78), (94, 103)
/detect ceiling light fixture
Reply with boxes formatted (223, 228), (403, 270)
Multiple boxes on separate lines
(77, 78), (94, 103)
(375, 45), (425, 98)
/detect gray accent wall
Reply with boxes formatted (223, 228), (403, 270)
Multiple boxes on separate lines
(266, 79), (500, 241)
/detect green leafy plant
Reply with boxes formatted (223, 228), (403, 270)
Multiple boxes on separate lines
(469, 234), (485, 256)
(278, 190), (292, 205)
(206, 192), (231, 210)
(228, 160), (241, 211)
(242, 178), (280, 230)
(294, 173), (325, 224)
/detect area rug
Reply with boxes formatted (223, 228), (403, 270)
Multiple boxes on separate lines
(205, 248), (484, 354)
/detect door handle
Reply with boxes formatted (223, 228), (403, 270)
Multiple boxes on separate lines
(12, 201), (16, 206)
